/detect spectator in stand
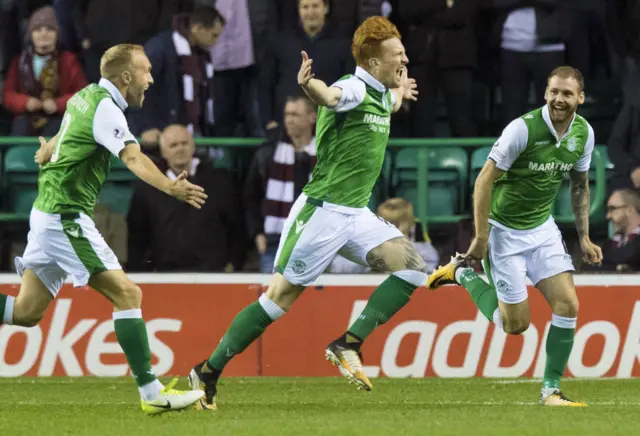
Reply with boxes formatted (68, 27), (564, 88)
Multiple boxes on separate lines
(244, 95), (317, 273)
(583, 189), (640, 272)
(607, 90), (640, 191)
(326, 198), (440, 273)
(210, 0), (264, 138)
(260, 0), (353, 135)
(494, 0), (575, 127)
(127, 124), (245, 272)
(127, 6), (225, 147)
(2, 6), (87, 137)
(56, 0), (188, 83)
(397, 0), (479, 137)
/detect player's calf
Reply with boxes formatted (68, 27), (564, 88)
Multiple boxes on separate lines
(1, 269), (53, 327)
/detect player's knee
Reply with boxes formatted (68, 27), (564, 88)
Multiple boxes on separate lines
(551, 296), (579, 318)
(266, 277), (303, 311)
(503, 319), (530, 335)
(13, 308), (44, 327)
(113, 283), (143, 310)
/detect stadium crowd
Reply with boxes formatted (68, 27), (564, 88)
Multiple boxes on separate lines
(0, 0), (638, 272)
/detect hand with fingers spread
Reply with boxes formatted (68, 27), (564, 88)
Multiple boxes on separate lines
(399, 67), (418, 102)
(298, 50), (315, 87)
(168, 171), (208, 209)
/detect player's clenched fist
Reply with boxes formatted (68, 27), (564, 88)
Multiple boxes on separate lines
(169, 171), (208, 209)
(298, 51), (315, 86)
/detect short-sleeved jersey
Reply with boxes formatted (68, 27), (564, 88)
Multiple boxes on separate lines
(488, 105), (595, 230)
(34, 79), (138, 218)
(303, 67), (396, 208)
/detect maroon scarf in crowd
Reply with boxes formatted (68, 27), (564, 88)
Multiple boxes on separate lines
(172, 14), (214, 134)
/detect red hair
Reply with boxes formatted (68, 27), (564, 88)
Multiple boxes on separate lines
(351, 16), (401, 67)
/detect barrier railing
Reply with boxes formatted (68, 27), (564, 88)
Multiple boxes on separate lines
(0, 137), (607, 233)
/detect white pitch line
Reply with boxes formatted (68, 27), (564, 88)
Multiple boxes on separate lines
(490, 378), (630, 384)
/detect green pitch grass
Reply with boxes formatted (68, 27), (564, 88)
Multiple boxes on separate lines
(1, 377), (639, 436)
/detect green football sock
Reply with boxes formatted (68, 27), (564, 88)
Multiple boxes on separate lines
(113, 311), (156, 387)
(208, 301), (273, 370)
(347, 275), (416, 341)
(457, 268), (499, 322)
(543, 321), (576, 390)
(0, 294), (8, 325)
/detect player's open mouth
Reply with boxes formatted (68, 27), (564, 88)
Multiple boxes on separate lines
(395, 68), (403, 79)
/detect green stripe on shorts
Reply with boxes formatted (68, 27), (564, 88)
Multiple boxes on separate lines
(275, 202), (317, 275)
(61, 219), (107, 275)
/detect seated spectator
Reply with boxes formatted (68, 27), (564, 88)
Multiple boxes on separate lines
(326, 198), (440, 273)
(607, 97), (640, 192)
(2, 6), (86, 137)
(584, 189), (640, 272)
(127, 124), (245, 272)
(127, 6), (225, 146)
(244, 95), (317, 273)
(260, 0), (353, 134)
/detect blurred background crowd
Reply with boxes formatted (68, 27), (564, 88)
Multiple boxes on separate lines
(0, 0), (638, 274)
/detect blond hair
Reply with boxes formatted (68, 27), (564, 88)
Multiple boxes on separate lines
(377, 198), (414, 229)
(100, 44), (144, 81)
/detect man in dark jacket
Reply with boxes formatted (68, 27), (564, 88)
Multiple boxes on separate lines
(259, 0), (353, 132)
(397, 0), (479, 137)
(607, 75), (640, 192)
(127, 6), (225, 146)
(127, 124), (245, 272)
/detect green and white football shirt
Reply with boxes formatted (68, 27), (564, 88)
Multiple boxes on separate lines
(487, 105), (595, 231)
(34, 78), (138, 218)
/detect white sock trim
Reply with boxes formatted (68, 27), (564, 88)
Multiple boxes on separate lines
(455, 267), (473, 284)
(551, 313), (577, 329)
(492, 307), (503, 329)
(258, 293), (285, 320)
(139, 378), (164, 401)
(112, 309), (142, 320)
(3, 296), (14, 325)
(392, 270), (427, 287)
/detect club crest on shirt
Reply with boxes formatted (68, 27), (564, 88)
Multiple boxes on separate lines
(566, 136), (577, 152)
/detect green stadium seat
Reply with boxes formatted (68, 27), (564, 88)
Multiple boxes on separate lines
(470, 146), (492, 184)
(97, 184), (133, 215)
(4, 145), (40, 183)
(395, 185), (456, 217)
(392, 147), (467, 215)
(11, 186), (39, 214)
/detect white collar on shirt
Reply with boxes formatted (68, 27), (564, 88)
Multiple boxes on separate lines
(98, 78), (128, 111)
(354, 66), (386, 92)
(541, 104), (576, 143)
(166, 157), (201, 180)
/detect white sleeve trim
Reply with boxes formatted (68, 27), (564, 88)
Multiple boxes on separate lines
(93, 98), (138, 158)
(488, 118), (528, 171)
(574, 123), (595, 172)
(328, 77), (366, 113)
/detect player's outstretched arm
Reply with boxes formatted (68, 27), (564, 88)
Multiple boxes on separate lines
(298, 51), (342, 108)
(465, 160), (504, 261)
(569, 169), (602, 264)
(120, 143), (208, 209)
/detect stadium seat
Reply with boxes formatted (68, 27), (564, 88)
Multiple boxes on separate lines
(470, 146), (492, 186)
(4, 145), (40, 183)
(11, 186), (39, 214)
(97, 183), (133, 215)
(392, 147), (467, 216)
